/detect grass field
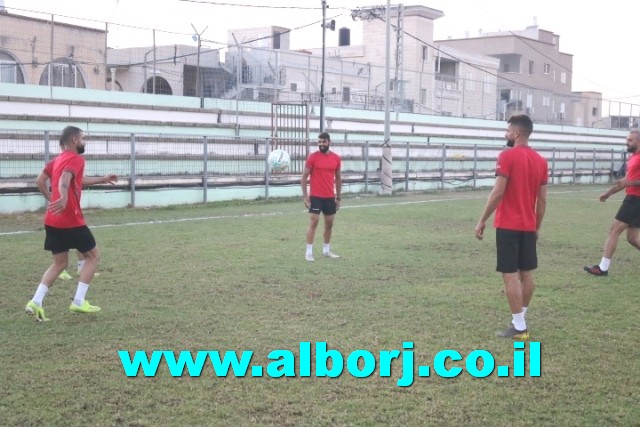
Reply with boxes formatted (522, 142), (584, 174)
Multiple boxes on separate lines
(1, 185), (639, 427)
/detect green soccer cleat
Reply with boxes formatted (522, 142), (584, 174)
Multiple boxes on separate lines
(69, 300), (101, 314)
(58, 270), (73, 280)
(496, 324), (529, 340)
(25, 301), (49, 322)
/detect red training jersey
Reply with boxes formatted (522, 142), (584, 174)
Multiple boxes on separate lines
(305, 150), (341, 198)
(44, 150), (86, 228)
(494, 145), (548, 232)
(43, 159), (54, 179)
(625, 152), (640, 197)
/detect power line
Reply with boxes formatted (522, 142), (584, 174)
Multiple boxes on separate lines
(177, 0), (322, 10)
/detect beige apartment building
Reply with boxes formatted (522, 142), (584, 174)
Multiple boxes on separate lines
(0, 5), (501, 120)
(227, 5), (499, 117)
(436, 25), (602, 125)
(0, 10), (106, 89)
(301, 5), (499, 118)
(107, 45), (227, 97)
(2, 5), (607, 127)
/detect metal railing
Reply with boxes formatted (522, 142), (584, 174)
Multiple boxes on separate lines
(0, 131), (624, 210)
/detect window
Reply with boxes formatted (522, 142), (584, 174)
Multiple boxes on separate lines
(39, 58), (86, 88)
(542, 96), (550, 106)
(528, 60), (534, 75)
(592, 107), (598, 116)
(544, 63), (550, 74)
(483, 75), (493, 93)
(500, 89), (511, 102)
(342, 86), (350, 103)
(421, 46), (428, 61)
(0, 60), (18, 83)
(465, 72), (475, 91)
(0, 52), (25, 84)
(420, 88), (427, 104)
(560, 72), (566, 84)
(526, 94), (533, 108)
(144, 76), (172, 95)
(273, 32), (281, 50)
(290, 83), (297, 92)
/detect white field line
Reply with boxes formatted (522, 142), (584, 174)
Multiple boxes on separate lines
(0, 188), (603, 237)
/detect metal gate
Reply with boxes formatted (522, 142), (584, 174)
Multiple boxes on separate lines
(271, 102), (309, 173)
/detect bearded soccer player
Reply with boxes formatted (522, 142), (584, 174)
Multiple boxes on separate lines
(475, 115), (548, 339)
(301, 132), (342, 262)
(584, 130), (640, 276)
(26, 126), (117, 322)
(36, 149), (97, 281)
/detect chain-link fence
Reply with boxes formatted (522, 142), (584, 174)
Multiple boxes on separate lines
(0, 130), (624, 212)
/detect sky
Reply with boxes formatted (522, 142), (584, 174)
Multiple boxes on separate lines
(4, 0), (640, 108)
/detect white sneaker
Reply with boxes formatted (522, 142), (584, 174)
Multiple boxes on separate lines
(305, 253), (315, 262)
(323, 251), (340, 259)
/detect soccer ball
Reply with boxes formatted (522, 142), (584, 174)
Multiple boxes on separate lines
(268, 149), (290, 172)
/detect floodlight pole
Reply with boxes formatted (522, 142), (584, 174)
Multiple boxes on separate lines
(381, 0), (392, 195)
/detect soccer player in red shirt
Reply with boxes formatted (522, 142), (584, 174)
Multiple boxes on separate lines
(475, 115), (548, 339)
(36, 152), (92, 281)
(26, 126), (117, 322)
(301, 132), (342, 262)
(584, 130), (640, 276)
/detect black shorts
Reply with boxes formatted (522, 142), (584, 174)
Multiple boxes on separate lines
(615, 195), (640, 228)
(308, 196), (337, 215)
(44, 225), (97, 255)
(495, 228), (538, 273)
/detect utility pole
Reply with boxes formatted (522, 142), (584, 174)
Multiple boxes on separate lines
(191, 24), (208, 107)
(232, 33), (242, 136)
(381, 0), (392, 195)
(351, 3), (393, 194)
(320, 0), (327, 132)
